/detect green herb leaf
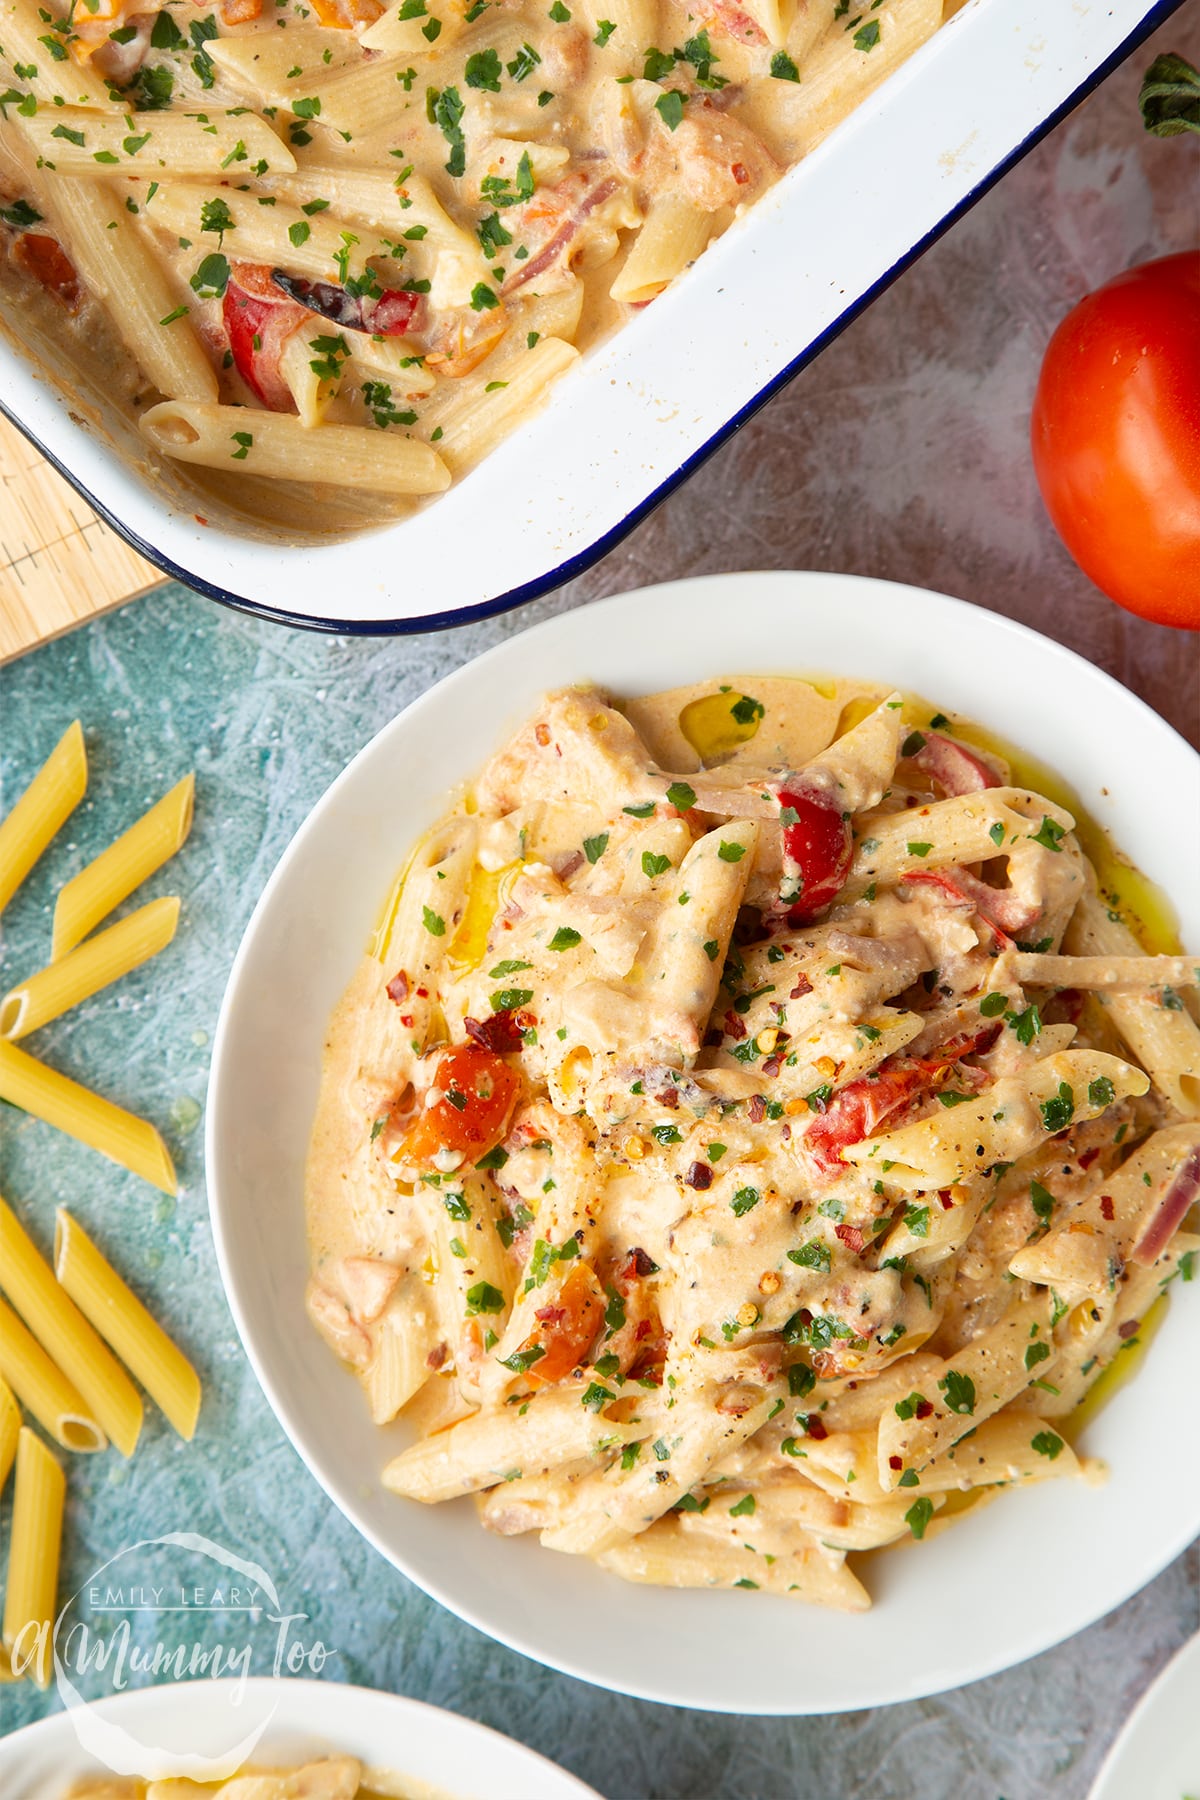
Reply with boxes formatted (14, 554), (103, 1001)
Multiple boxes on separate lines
(548, 925), (582, 951)
(491, 987), (533, 1012)
(717, 840), (746, 863)
(905, 1496), (934, 1539)
(938, 1369), (975, 1415)
(583, 831), (609, 864)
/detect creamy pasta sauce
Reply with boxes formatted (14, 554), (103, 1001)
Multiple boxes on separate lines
(0, 0), (943, 530)
(305, 677), (1199, 1604)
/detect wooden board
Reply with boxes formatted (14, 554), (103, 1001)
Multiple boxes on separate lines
(0, 412), (161, 665)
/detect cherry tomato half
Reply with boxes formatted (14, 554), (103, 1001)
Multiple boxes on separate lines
(397, 1041), (520, 1171)
(521, 1261), (606, 1385)
(1031, 252), (1200, 630)
(777, 783), (853, 924)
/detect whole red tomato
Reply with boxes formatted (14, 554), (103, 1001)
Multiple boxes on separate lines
(1031, 251), (1200, 630)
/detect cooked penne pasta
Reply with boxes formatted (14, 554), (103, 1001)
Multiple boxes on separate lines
(610, 197), (712, 306)
(1, 896), (180, 1039)
(0, 0), (116, 109)
(53, 1210), (202, 1440)
(0, 0), (949, 521)
(51, 773), (193, 960)
(0, 1197), (143, 1456)
(3, 1427), (66, 1687)
(307, 676), (1198, 1607)
(14, 109), (295, 179)
(0, 1292), (105, 1452)
(0, 721), (86, 918)
(140, 402), (451, 494)
(0, 1039), (176, 1193)
(1065, 892), (1200, 1118)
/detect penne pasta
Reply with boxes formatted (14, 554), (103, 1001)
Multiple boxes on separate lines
(51, 774), (194, 960)
(14, 109), (295, 179)
(0, 1197), (143, 1456)
(3, 1427), (66, 1688)
(1, 895), (180, 1039)
(0, 1374), (19, 1493)
(140, 402), (451, 494)
(0, 720), (86, 918)
(54, 1210), (202, 1440)
(306, 675), (1199, 1607)
(0, 0), (117, 109)
(0, 1039), (176, 1193)
(0, 1292), (105, 1452)
(609, 196), (711, 306)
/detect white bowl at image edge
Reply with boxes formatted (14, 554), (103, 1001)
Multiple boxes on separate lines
(0, 1676), (602, 1798)
(1087, 1632), (1200, 1800)
(0, 0), (1185, 630)
(207, 572), (1200, 1713)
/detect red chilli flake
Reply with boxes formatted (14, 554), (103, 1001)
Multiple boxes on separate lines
(888, 1454), (903, 1470)
(535, 1304), (566, 1325)
(535, 723), (551, 746)
(723, 1011), (747, 1041)
(1079, 1146), (1101, 1170)
(748, 1095), (767, 1124)
(805, 1414), (828, 1440)
(835, 1223), (867, 1255)
(656, 1087), (679, 1110)
(465, 1011), (524, 1054)
(1118, 1318), (1140, 1340)
(685, 1162), (713, 1191)
(915, 1398), (934, 1420)
(1100, 1195), (1116, 1222)
(789, 975), (814, 1000)
(386, 969), (410, 1003)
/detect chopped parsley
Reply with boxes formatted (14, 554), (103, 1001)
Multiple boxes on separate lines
(938, 1369), (975, 1415)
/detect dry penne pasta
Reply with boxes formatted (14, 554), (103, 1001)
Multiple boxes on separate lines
(0, 1375), (19, 1492)
(51, 773), (193, 959)
(54, 1210), (202, 1439)
(0, 1293), (105, 1452)
(307, 676), (1198, 1608)
(0, 1197), (143, 1455)
(1, 895), (180, 1039)
(3, 1427), (66, 1687)
(0, 1039), (176, 1193)
(0, 720), (86, 918)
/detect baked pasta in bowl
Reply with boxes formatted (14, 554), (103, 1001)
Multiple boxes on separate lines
(0, 1676), (601, 1799)
(208, 572), (1200, 1709)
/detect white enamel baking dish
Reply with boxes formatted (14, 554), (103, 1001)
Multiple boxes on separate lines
(0, 0), (1184, 634)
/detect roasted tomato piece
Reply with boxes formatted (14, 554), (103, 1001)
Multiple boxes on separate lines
(396, 1042), (520, 1170)
(521, 1261), (606, 1385)
(777, 782), (853, 925)
(223, 262), (309, 411)
(12, 232), (82, 311)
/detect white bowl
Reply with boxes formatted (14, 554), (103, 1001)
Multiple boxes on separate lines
(207, 571), (1200, 1713)
(0, 1676), (600, 1798)
(1088, 1632), (1200, 1800)
(0, 0), (1183, 633)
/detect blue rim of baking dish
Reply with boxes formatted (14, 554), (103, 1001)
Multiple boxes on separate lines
(0, 0), (1187, 643)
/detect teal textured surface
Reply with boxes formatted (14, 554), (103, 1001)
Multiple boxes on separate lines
(0, 585), (1195, 1798)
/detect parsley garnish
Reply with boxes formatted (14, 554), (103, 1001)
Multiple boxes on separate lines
(938, 1369), (975, 1414)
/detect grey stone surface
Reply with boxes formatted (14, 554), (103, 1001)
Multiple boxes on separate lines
(1, 9), (1197, 1796)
